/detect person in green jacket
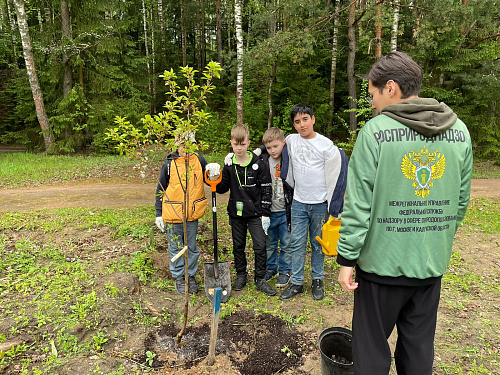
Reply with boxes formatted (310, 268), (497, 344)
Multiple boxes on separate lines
(336, 51), (473, 375)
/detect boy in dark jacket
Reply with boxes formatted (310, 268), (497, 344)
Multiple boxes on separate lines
(211, 124), (276, 296)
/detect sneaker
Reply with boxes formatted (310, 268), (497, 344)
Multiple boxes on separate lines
(188, 275), (198, 294)
(275, 273), (291, 288)
(311, 279), (324, 300)
(265, 269), (278, 281)
(255, 278), (277, 296)
(175, 276), (186, 295)
(233, 274), (247, 291)
(280, 283), (304, 301)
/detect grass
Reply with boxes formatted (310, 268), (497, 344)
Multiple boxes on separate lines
(461, 197), (500, 234)
(0, 153), (138, 188)
(471, 160), (500, 179)
(0, 151), (230, 189)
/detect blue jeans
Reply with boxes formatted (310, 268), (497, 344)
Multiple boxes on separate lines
(166, 221), (200, 278)
(289, 200), (329, 285)
(266, 211), (291, 274)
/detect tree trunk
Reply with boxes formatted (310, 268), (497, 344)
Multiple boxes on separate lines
(347, 0), (357, 131)
(196, 24), (202, 72)
(358, 0), (366, 37)
(37, 8), (42, 31)
(180, 0), (187, 66)
(227, 1), (231, 52)
(150, 1), (156, 112)
(141, 0), (151, 95)
(0, 0), (4, 31)
(235, 0), (244, 125)
(267, 62), (276, 129)
(216, 0), (223, 65)
(246, 7), (251, 50)
(411, 1), (420, 47)
(5, 0), (18, 68)
(158, 0), (164, 50)
(61, 1), (73, 97)
(76, 10), (84, 89)
(13, 0), (54, 150)
(374, 3), (382, 60)
(267, 8), (277, 129)
(44, 6), (52, 22)
(390, 0), (400, 51)
(201, 0), (206, 69)
(175, 154), (191, 346)
(328, 0), (340, 128)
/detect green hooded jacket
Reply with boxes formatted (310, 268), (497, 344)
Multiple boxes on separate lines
(336, 98), (473, 285)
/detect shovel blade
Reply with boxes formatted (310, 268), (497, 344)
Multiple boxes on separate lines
(204, 261), (231, 303)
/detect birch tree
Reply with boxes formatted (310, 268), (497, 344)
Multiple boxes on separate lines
(141, 0), (151, 96)
(4, 0), (18, 68)
(61, 1), (73, 97)
(347, 0), (357, 131)
(13, 0), (54, 150)
(180, 0), (187, 66)
(391, 0), (400, 51)
(328, 0), (341, 128)
(216, 0), (222, 65)
(267, 5), (276, 129)
(235, 0), (244, 125)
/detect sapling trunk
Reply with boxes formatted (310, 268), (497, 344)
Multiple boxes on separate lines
(175, 152), (190, 345)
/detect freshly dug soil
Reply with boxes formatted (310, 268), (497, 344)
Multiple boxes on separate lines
(143, 310), (313, 374)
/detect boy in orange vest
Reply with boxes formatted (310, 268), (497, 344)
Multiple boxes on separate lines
(155, 134), (217, 295)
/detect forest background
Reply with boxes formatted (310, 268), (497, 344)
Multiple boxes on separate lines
(0, 0), (499, 159)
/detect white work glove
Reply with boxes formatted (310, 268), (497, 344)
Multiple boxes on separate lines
(224, 152), (234, 166)
(253, 147), (262, 156)
(155, 217), (165, 232)
(206, 163), (221, 180)
(261, 216), (270, 235)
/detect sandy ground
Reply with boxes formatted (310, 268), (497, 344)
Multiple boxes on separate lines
(0, 179), (497, 212)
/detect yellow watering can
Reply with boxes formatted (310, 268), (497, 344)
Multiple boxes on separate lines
(316, 217), (341, 256)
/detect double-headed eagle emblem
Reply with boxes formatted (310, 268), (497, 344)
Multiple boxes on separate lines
(401, 146), (446, 198)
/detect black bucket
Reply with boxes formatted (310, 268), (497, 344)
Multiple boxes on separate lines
(318, 327), (354, 375)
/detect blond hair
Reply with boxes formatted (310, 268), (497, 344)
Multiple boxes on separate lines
(262, 127), (285, 145)
(231, 124), (250, 143)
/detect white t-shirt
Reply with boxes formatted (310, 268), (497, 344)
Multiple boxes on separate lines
(286, 133), (336, 204)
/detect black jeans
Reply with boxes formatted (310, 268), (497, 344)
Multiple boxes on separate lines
(352, 275), (441, 375)
(230, 216), (267, 280)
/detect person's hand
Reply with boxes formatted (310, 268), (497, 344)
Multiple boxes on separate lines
(338, 266), (358, 292)
(261, 216), (270, 235)
(155, 217), (165, 232)
(206, 163), (221, 180)
(253, 147), (262, 156)
(224, 153), (234, 166)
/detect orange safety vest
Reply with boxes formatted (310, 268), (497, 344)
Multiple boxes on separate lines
(162, 154), (207, 223)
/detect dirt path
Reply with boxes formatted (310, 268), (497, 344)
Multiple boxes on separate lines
(0, 179), (497, 212)
(0, 180), (230, 212)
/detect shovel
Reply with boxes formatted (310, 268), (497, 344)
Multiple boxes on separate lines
(204, 170), (231, 303)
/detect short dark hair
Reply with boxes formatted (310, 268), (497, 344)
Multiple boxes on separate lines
(367, 51), (423, 98)
(290, 103), (314, 122)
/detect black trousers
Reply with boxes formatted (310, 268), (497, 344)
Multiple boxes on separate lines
(230, 216), (267, 280)
(352, 275), (441, 375)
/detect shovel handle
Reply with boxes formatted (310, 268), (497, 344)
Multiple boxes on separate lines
(205, 170), (222, 192)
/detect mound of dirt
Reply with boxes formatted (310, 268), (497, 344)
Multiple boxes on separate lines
(143, 310), (316, 374)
